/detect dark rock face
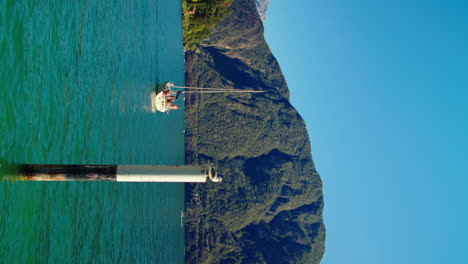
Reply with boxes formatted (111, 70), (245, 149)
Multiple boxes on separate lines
(184, 0), (325, 263)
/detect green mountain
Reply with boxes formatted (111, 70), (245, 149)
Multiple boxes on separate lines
(184, 0), (325, 263)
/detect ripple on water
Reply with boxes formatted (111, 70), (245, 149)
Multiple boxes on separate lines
(0, 0), (185, 262)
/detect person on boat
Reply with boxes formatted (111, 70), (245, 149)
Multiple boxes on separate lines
(166, 101), (175, 107)
(164, 104), (179, 114)
(163, 89), (178, 96)
(166, 96), (176, 103)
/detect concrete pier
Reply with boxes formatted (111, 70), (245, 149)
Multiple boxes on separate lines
(13, 164), (222, 183)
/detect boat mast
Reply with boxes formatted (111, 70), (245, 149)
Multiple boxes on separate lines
(171, 85), (264, 94)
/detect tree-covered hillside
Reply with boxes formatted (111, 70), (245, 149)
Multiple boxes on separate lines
(183, 0), (234, 51)
(183, 0), (325, 263)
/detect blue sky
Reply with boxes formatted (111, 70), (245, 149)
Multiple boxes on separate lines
(264, 1), (468, 263)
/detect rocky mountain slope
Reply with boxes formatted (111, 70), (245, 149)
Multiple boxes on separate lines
(184, 0), (325, 263)
(255, 0), (270, 21)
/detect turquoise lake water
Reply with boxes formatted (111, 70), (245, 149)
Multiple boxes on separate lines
(0, 0), (186, 262)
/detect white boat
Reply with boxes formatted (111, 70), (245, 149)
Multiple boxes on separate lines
(151, 82), (264, 113)
(151, 82), (178, 113)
